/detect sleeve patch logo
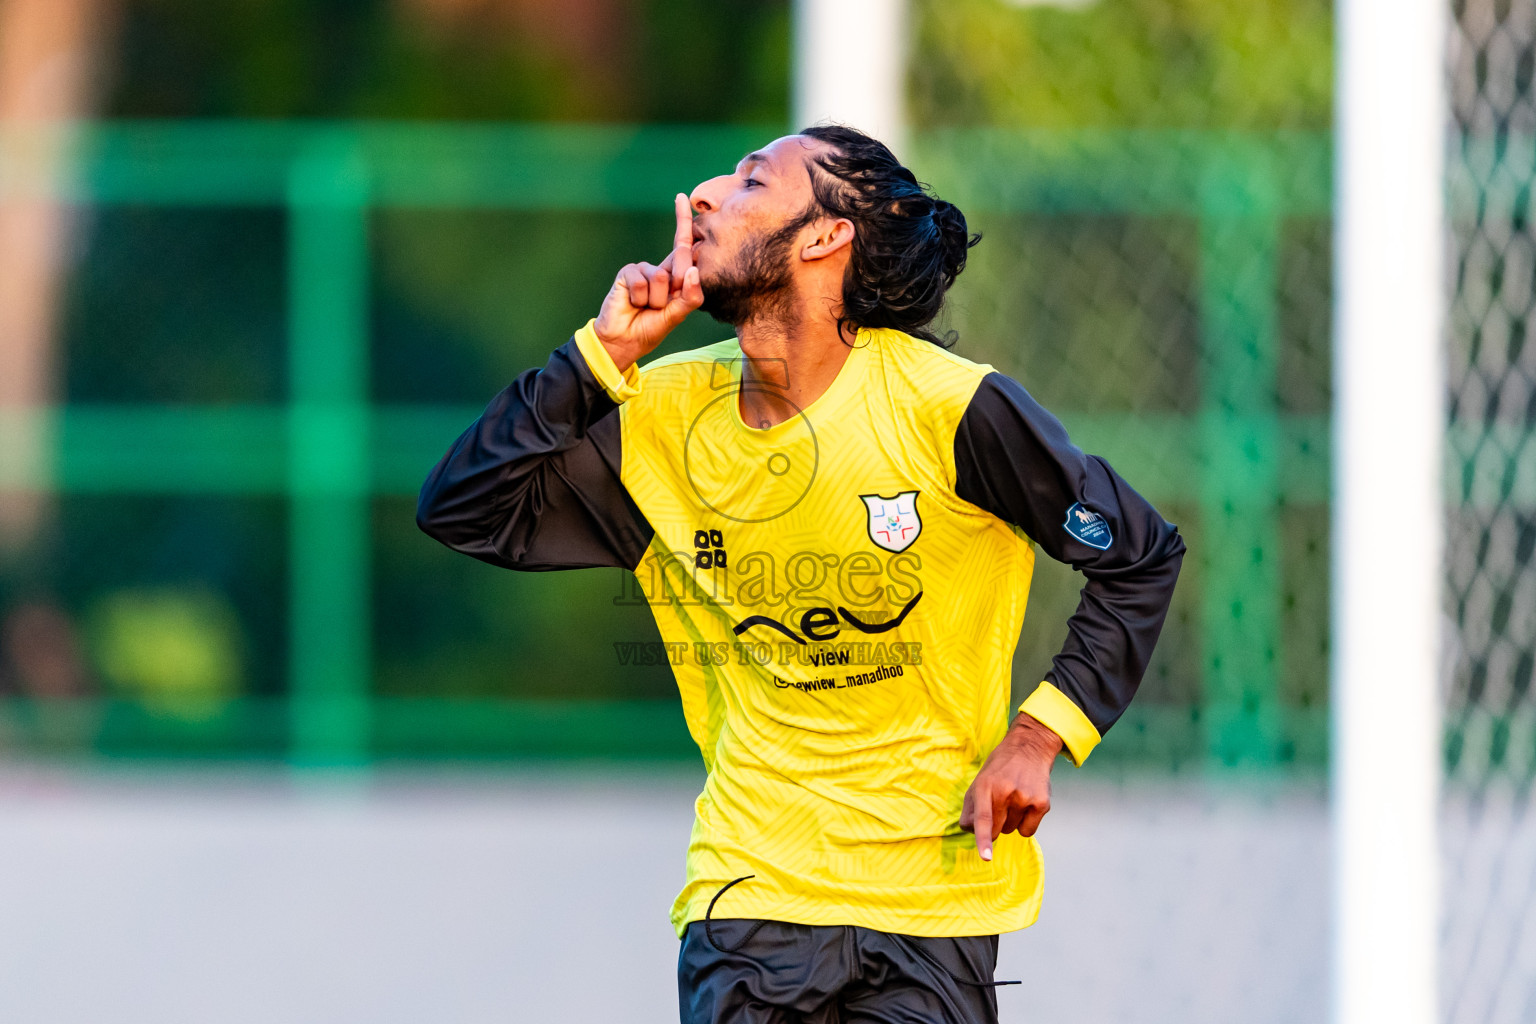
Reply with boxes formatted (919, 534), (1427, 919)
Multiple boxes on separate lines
(1063, 502), (1113, 550)
(860, 491), (922, 553)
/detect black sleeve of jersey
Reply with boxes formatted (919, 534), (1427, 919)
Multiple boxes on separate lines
(416, 337), (655, 572)
(953, 371), (1186, 736)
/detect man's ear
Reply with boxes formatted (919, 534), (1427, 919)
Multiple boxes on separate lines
(800, 217), (854, 262)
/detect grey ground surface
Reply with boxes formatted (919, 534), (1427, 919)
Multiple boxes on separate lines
(0, 766), (1328, 1024)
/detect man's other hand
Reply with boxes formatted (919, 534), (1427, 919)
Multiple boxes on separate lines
(959, 712), (1064, 861)
(594, 193), (704, 369)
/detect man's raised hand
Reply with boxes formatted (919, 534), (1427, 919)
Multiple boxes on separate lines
(593, 193), (704, 370)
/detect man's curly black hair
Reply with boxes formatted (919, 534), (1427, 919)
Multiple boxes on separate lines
(798, 124), (980, 348)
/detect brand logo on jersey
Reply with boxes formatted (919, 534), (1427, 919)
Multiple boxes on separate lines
(1063, 502), (1113, 550)
(733, 591), (924, 646)
(692, 528), (726, 569)
(860, 491), (922, 553)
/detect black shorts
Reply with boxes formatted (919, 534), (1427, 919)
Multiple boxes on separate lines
(678, 918), (1003, 1024)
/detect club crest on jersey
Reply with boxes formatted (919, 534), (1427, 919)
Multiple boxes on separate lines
(861, 491), (922, 553)
(1063, 501), (1113, 550)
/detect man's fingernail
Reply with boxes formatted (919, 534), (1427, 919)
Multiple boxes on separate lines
(980, 848), (992, 861)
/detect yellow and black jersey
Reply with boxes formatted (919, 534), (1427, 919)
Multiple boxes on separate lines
(419, 322), (1185, 938)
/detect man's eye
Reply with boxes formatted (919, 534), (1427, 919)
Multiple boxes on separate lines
(743, 177), (762, 188)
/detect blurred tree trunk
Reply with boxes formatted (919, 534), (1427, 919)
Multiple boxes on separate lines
(0, 0), (115, 554)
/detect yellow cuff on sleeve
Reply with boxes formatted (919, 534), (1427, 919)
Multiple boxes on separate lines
(1019, 681), (1102, 766)
(573, 319), (641, 403)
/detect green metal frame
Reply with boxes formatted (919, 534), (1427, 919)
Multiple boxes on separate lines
(0, 123), (1338, 767)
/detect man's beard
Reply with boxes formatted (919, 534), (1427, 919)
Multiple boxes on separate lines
(699, 209), (818, 327)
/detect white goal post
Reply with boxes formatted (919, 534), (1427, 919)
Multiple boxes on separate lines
(1333, 1), (1445, 1023)
(793, 0), (907, 155)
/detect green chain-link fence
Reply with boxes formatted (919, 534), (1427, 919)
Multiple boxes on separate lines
(0, 122), (1332, 771)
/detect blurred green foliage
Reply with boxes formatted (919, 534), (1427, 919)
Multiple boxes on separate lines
(913, 0), (1332, 129)
(87, 586), (244, 714)
(110, 0), (790, 122)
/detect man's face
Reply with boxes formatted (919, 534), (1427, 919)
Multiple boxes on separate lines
(687, 135), (829, 326)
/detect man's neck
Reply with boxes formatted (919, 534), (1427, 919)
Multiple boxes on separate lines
(734, 306), (854, 430)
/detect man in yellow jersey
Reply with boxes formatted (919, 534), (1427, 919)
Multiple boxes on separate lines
(419, 125), (1185, 1023)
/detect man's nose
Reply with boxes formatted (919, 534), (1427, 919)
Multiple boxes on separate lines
(689, 174), (731, 213)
